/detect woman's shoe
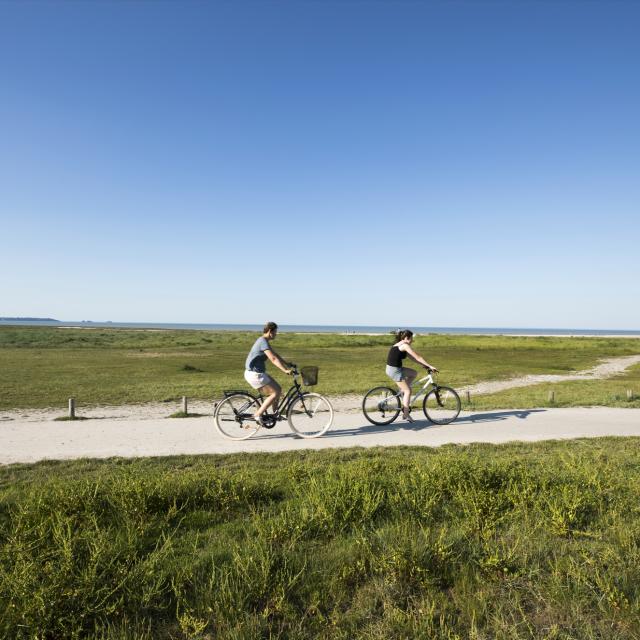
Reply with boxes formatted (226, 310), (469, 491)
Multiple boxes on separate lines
(402, 410), (415, 423)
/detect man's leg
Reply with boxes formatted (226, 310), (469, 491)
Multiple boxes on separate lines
(256, 381), (281, 418)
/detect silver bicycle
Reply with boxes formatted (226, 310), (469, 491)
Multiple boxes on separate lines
(362, 369), (461, 426)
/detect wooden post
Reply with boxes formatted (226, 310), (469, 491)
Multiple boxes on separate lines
(465, 390), (471, 404)
(69, 397), (76, 419)
(548, 391), (555, 404)
(182, 396), (188, 414)
(627, 389), (634, 401)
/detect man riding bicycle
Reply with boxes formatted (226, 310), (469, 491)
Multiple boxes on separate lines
(244, 321), (292, 427)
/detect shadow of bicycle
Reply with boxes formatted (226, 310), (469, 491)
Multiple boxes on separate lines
(251, 408), (547, 441)
(454, 408), (546, 424)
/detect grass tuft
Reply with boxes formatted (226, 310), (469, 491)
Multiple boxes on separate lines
(180, 364), (203, 372)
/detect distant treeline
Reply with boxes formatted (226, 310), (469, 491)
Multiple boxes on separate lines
(0, 317), (59, 321)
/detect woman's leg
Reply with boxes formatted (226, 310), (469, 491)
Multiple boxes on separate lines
(403, 367), (417, 387)
(256, 381), (281, 417)
(397, 379), (412, 417)
(401, 369), (417, 417)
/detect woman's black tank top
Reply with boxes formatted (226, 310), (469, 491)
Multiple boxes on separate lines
(387, 345), (407, 367)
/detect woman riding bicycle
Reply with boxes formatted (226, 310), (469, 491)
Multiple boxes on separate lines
(244, 321), (292, 426)
(386, 329), (438, 422)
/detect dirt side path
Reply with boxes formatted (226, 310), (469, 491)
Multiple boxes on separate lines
(459, 354), (640, 396)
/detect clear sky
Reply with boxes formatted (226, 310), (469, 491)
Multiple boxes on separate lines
(1, 0), (638, 329)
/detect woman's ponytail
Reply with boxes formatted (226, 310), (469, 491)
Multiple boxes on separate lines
(393, 329), (414, 344)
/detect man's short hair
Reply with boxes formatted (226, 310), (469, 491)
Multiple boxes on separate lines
(263, 321), (278, 334)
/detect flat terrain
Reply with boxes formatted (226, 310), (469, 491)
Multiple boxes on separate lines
(2, 326), (640, 410)
(2, 407), (640, 465)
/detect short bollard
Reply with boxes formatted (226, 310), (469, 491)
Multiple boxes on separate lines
(628, 389), (635, 401)
(548, 391), (555, 404)
(182, 396), (188, 414)
(69, 397), (76, 419)
(465, 390), (471, 404)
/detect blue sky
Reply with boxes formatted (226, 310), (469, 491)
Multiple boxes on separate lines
(1, 0), (638, 329)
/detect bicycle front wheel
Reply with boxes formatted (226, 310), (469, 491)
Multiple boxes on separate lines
(287, 393), (334, 438)
(215, 393), (261, 440)
(422, 386), (461, 425)
(362, 386), (400, 425)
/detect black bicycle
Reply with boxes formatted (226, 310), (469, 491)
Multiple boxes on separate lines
(214, 364), (334, 440)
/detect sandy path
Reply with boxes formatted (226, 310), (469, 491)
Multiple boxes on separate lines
(460, 353), (640, 396)
(1, 354), (639, 424)
(1, 407), (639, 465)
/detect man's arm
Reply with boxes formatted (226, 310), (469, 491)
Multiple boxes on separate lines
(265, 349), (292, 374)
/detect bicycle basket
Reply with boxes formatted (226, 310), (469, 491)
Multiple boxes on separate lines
(300, 366), (319, 386)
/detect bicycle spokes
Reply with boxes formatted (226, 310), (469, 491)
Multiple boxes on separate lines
(288, 393), (333, 438)
(423, 386), (461, 425)
(215, 394), (261, 440)
(362, 386), (401, 426)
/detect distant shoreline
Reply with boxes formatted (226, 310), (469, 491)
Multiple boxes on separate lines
(1, 320), (639, 338)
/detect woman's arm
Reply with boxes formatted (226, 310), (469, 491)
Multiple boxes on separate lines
(402, 345), (438, 371)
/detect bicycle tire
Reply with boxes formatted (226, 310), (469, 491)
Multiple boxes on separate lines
(287, 392), (334, 438)
(215, 393), (261, 440)
(422, 386), (461, 425)
(362, 386), (401, 425)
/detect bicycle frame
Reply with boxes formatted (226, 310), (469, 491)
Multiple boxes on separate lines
(397, 372), (437, 405)
(265, 376), (306, 418)
(226, 372), (307, 419)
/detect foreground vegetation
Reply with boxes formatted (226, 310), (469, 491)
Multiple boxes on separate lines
(2, 441), (640, 638)
(1, 326), (640, 410)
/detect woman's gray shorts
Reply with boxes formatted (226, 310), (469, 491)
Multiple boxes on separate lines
(385, 365), (405, 382)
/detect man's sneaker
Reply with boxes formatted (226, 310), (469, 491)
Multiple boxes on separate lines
(254, 415), (266, 427)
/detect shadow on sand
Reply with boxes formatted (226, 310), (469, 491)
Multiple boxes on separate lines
(252, 409), (547, 441)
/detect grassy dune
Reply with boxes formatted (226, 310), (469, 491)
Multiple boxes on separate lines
(2, 440), (640, 639)
(1, 326), (640, 410)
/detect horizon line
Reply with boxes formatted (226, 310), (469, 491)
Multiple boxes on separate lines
(2, 319), (639, 333)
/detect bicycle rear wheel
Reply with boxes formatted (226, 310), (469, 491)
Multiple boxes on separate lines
(422, 386), (461, 425)
(287, 393), (333, 438)
(215, 393), (261, 440)
(362, 386), (401, 425)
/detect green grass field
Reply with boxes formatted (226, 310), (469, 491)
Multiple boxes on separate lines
(2, 440), (640, 639)
(1, 326), (640, 410)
